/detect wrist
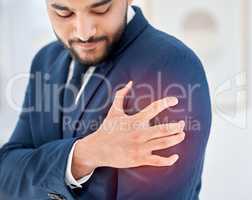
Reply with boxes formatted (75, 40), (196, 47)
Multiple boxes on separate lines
(72, 139), (97, 179)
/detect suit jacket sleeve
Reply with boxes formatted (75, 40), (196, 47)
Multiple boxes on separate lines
(0, 47), (78, 200)
(117, 49), (212, 200)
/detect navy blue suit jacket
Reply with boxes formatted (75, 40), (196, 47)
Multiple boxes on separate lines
(0, 7), (211, 200)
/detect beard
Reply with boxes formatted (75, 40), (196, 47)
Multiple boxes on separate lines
(55, 8), (128, 66)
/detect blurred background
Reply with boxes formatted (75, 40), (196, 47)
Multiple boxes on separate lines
(0, 0), (251, 199)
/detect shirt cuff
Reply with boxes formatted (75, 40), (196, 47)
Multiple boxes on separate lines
(65, 141), (94, 189)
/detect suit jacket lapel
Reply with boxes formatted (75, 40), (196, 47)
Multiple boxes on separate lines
(63, 60), (115, 138)
(42, 49), (72, 142)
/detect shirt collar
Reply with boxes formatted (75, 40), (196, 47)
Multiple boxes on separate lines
(127, 6), (136, 24)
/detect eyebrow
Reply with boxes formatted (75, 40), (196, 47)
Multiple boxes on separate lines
(91, 0), (112, 8)
(51, 3), (70, 11)
(50, 0), (112, 12)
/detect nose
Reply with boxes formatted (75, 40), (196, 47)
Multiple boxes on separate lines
(75, 14), (97, 41)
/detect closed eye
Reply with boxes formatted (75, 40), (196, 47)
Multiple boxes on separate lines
(55, 10), (73, 18)
(50, 3), (74, 18)
(92, 5), (111, 14)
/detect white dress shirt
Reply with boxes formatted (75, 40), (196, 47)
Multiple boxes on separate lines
(65, 6), (136, 189)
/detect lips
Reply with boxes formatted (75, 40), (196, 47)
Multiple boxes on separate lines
(75, 41), (101, 50)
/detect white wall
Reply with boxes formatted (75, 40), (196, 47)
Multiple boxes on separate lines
(0, 0), (55, 143)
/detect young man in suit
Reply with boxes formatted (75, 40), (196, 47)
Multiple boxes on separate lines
(0, 0), (212, 199)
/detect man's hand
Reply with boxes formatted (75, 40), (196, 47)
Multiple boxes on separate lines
(72, 81), (185, 179)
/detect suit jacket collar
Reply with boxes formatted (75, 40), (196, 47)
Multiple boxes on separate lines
(110, 6), (149, 58)
(42, 50), (71, 143)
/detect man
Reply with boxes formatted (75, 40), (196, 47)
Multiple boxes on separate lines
(0, 0), (212, 200)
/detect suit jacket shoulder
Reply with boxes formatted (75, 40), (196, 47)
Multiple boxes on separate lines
(144, 25), (200, 62)
(121, 24), (206, 82)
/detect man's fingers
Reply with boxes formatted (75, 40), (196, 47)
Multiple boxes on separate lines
(145, 132), (185, 152)
(111, 81), (133, 114)
(145, 154), (179, 167)
(137, 121), (185, 141)
(134, 97), (178, 122)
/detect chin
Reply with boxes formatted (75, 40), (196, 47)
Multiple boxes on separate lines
(77, 53), (107, 66)
(77, 50), (109, 66)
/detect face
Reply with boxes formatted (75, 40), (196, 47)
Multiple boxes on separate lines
(47, 0), (133, 66)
